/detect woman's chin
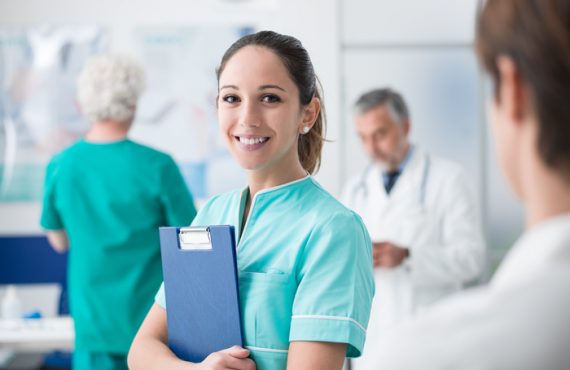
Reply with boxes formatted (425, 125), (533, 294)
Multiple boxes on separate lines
(238, 160), (268, 172)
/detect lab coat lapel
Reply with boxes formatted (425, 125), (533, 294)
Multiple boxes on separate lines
(389, 148), (423, 204)
(367, 165), (389, 209)
(362, 165), (390, 240)
(379, 149), (427, 245)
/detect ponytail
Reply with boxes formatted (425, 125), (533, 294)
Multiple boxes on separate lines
(298, 82), (326, 174)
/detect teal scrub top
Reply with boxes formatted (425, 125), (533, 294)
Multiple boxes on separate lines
(41, 139), (197, 353)
(156, 176), (374, 369)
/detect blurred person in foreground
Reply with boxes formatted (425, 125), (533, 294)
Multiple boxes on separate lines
(366, 0), (570, 368)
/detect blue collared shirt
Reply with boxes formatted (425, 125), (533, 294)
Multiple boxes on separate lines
(382, 145), (415, 192)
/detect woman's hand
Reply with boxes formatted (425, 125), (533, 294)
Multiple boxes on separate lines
(194, 346), (256, 370)
(129, 305), (255, 370)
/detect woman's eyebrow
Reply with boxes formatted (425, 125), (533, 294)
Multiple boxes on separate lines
(219, 84), (287, 92)
(259, 84), (287, 92)
(219, 85), (238, 91)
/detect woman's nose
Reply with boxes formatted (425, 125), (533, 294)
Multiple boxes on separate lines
(238, 101), (261, 128)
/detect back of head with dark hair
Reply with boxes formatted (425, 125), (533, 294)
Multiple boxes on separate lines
(476, 0), (570, 181)
(216, 30), (326, 174)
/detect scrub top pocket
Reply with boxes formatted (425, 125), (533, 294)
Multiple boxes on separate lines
(238, 271), (296, 352)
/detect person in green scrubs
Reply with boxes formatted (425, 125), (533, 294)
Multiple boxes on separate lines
(129, 31), (375, 370)
(41, 54), (197, 370)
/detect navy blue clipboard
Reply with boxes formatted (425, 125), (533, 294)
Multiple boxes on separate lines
(159, 225), (244, 363)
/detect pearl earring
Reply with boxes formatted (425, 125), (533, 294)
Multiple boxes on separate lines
(302, 127), (310, 134)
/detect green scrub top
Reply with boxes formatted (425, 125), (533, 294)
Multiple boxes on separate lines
(155, 176), (374, 369)
(41, 139), (197, 353)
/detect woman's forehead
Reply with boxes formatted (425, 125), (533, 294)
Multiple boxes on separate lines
(219, 46), (293, 87)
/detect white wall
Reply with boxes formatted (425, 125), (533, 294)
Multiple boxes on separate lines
(0, 203), (42, 234)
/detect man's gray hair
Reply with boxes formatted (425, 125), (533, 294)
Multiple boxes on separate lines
(354, 88), (409, 124)
(77, 54), (145, 124)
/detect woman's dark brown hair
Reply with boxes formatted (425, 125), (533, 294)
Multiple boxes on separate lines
(216, 31), (326, 174)
(476, 0), (570, 180)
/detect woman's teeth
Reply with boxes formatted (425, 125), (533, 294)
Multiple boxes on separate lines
(239, 137), (268, 145)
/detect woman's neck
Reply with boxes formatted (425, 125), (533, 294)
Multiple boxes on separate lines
(240, 161), (307, 235)
(247, 164), (308, 198)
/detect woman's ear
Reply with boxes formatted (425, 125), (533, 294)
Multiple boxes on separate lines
(496, 55), (529, 125)
(299, 97), (321, 134)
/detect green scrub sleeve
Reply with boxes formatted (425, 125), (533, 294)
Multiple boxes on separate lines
(159, 157), (197, 226)
(40, 160), (64, 230)
(289, 212), (375, 358)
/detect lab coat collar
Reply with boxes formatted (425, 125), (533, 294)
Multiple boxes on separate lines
(385, 145), (415, 175)
(371, 146), (425, 201)
(381, 145), (415, 190)
(491, 212), (570, 289)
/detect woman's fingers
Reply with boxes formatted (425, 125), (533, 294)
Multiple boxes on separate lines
(221, 345), (250, 359)
(200, 346), (256, 370)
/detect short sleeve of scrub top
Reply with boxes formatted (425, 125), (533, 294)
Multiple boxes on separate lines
(158, 157), (197, 226)
(289, 211), (373, 357)
(41, 159), (64, 230)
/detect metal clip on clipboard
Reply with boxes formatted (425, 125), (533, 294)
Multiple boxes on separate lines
(178, 227), (213, 251)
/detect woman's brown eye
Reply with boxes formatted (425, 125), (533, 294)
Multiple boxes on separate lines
(262, 95), (281, 103)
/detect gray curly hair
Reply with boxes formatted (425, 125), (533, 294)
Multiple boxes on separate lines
(77, 54), (145, 124)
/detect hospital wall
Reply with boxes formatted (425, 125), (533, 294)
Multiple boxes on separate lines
(0, 0), (524, 274)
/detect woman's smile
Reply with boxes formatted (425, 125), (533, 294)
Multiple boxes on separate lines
(234, 134), (271, 151)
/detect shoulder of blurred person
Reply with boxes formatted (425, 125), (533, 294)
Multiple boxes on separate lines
(341, 147), (473, 207)
(364, 0), (570, 367)
(370, 214), (570, 369)
(423, 152), (473, 203)
(369, 249), (570, 370)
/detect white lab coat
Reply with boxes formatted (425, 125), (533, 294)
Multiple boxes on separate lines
(341, 147), (485, 370)
(368, 212), (570, 370)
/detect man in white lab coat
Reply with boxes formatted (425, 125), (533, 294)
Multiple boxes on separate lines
(342, 88), (485, 370)
(364, 0), (570, 368)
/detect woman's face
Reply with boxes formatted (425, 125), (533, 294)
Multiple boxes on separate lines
(217, 46), (308, 174)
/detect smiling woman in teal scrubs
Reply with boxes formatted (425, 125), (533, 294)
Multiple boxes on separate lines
(129, 30), (375, 370)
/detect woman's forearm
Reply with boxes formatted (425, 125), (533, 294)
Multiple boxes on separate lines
(129, 304), (255, 370)
(128, 334), (193, 370)
(128, 304), (193, 370)
(286, 341), (346, 370)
